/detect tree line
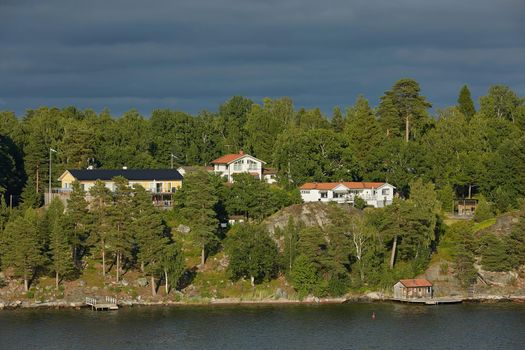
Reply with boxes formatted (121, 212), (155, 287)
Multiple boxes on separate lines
(0, 178), (183, 295)
(1, 79), (524, 213)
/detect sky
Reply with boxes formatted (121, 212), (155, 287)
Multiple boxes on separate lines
(1, 0), (524, 117)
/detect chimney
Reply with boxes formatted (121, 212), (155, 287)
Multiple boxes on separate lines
(239, 150), (244, 155)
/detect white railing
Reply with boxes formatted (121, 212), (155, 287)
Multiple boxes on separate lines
(86, 297), (97, 306)
(105, 296), (117, 304)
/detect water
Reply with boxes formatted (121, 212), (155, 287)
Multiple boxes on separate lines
(0, 303), (524, 350)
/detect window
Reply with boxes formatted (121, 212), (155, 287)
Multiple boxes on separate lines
(333, 192), (344, 198)
(382, 189), (389, 195)
(248, 159), (258, 170)
(320, 191), (328, 198)
(233, 161), (242, 171)
(301, 190), (310, 194)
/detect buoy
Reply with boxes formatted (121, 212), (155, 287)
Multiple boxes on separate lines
(372, 312), (376, 320)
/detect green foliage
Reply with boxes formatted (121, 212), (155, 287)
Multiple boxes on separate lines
(437, 184), (455, 213)
(0, 209), (47, 290)
(353, 196), (366, 210)
(290, 255), (320, 298)
(226, 224), (279, 284)
(479, 233), (513, 271)
(457, 85), (476, 119)
(474, 195), (494, 222)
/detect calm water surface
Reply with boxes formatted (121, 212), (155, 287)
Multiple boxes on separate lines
(0, 303), (524, 349)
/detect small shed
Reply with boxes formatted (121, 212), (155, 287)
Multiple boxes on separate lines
(394, 279), (433, 299)
(455, 198), (478, 216)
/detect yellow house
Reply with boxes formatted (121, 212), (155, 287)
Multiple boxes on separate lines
(52, 168), (183, 208)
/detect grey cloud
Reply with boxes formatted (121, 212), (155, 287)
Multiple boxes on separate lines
(0, 0), (524, 116)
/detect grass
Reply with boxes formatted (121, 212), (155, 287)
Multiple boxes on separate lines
(472, 217), (497, 232)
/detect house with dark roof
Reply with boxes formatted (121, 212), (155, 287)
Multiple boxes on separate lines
(211, 151), (276, 183)
(299, 182), (395, 208)
(48, 168), (183, 208)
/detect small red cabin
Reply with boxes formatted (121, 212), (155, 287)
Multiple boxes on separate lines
(393, 279), (433, 299)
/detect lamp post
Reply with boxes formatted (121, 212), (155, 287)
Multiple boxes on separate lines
(49, 148), (57, 204)
(170, 153), (178, 169)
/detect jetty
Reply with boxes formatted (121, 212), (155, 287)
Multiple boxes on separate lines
(391, 297), (463, 305)
(85, 296), (119, 311)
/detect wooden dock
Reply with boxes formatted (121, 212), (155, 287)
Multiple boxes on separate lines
(85, 296), (119, 311)
(391, 297), (463, 305)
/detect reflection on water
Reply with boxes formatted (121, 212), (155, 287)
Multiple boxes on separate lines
(0, 303), (524, 350)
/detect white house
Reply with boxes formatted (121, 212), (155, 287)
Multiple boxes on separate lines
(299, 181), (395, 208)
(211, 151), (270, 183)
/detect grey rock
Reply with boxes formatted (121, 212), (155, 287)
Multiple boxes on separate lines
(121, 279), (129, 287)
(78, 280), (86, 287)
(91, 286), (99, 292)
(176, 224), (191, 234)
(137, 277), (148, 287)
(275, 288), (287, 299)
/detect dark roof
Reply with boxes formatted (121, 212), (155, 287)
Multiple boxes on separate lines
(67, 169), (183, 181)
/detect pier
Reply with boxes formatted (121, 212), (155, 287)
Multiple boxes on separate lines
(85, 296), (119, 311)
(391, 297), (463, 305)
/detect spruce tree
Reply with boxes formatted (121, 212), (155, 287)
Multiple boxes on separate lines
(180, 170), (219, 267)
(331, 107), (345, 132)
(48, 199), (74, 288)
(457, 85), (476, 119)
(0, 209), (46, 291)
(65, 181), (91, 265)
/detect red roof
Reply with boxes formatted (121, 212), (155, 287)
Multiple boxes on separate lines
(211, 151), (266, 165)
(399, 279), (433, 288)
(300, 182), (387, 190)
(211, 153), (246, 164)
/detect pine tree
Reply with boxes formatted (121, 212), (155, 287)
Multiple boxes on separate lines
(457, 85), (476, 119)
(132, 184), (170, 295)
(108, 176), (134, 282)
(377, 79), (432, 142)
(88, 180), (113, 279)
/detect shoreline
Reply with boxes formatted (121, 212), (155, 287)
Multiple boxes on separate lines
(1, 295), (524, 311)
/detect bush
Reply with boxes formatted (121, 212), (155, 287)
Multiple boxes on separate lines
(474, 196), (494, 222)
(354, 197), (367, 210)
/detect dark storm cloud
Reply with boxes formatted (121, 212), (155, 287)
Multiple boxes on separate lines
(0, 0), (524, 116)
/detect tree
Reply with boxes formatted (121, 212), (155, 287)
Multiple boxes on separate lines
(331, 107), (345, 132)
(291, 255), (320, 298)
(226, 173), (272, 220)
(0, 209), (46, 291)
(457, 85), (476, 119)
(131, 184), (173, 295)
(179, 170), (219, 267)
(65, 181), (90, 265)
(88, 180), (113, 279)
(377, 79), (432, 142)
(108, 176), (134, 282)
(437, 184), (455, 214)
(474, 195), (494, 222)
(47, 199), (75, 288)
(245, 97), (295, 162)
(344, 96), (384, 178)
(479, 85), (523, 123)
(226, 224), (279, 286)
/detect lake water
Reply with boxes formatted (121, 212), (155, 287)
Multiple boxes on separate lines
(0, 303), (524, 349)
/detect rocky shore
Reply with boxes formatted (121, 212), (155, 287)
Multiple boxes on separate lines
(2, 293), (524, 311)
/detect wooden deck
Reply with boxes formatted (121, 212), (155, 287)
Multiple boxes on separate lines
(85, 296), (119, 311)
(391, 297), (463, 305)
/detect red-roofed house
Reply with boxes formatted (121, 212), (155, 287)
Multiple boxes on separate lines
(211, 151), (269, 183)
(393, 279), (434, 299)
(299, 181), (395, 208)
